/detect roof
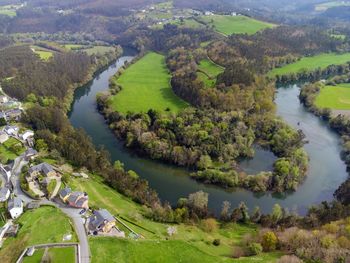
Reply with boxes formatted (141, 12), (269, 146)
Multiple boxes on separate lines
(0, 131), (8, 136)
(4, 125), (18, 131)
(59, 187), (72, 198)
(0, 187), (9, 197)
(90, 209), (115, 229)
(28, 163), (54, 176)
(67, 191), (84, 204)
(25, 148), (38, 156)
(8, 197), (22, 210)
(75, 197), (88, 207)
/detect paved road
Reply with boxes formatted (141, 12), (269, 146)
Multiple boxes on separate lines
(11, 156), (91, 263)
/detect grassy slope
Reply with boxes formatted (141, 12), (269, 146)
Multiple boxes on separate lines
(0, 137), (25, 163)
(197, 59), (224, 87)
(109, 52), (188, 113)
(0, 206), (77, 263)
(200, 15), (275, 35)
(71, 175), (282, 262)
(269, 53), (350, 76)
(315, 83), (350, 109)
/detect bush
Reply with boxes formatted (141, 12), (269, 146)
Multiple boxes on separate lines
(232, 246), (246, 258)
(200, 218), (218, 233)
(248, 242), (263, 256)
(261, 231), (278, 252)
(213, 239), (221, 246)
(277, 255), (303, 263)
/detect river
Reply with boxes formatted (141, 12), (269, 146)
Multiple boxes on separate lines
(68, 55), (348, 215)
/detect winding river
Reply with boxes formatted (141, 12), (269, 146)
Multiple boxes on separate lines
(68, 54), (348, 215)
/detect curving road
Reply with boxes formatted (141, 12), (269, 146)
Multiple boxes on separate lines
(11, 155), (90, 263)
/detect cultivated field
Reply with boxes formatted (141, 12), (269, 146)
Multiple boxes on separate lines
(109, 52), (188, 113)
(315, 83), (350, 110)
(269, 52), (350, 76)
(199, 15), (275, 35)
(197, 59), (224, 88)
(0, 206), (77, 263)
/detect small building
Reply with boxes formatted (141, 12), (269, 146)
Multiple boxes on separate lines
(0, 164), (11, 181)
(89, 209), (116, 233)
(28, 163), (56, 178)
(0, 131), (9, 144)
(8, 197), (23, 219)
(0, 187), (10, 202)
(5, 109), (22, 121)
(24, 148), (38, 160)
(4, 125), (19, 136)
(0, 96), (8, 103)
(4, 224), (19, 237)
(59, 187), (72, 202)
(20, 130), (34, 141)
(59, 187), (89, 209)
(26, 202), (40, 210)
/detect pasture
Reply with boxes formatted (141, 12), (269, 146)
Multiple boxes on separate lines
(197, 59), (224, 88)
(200, 15), (275, 35)
(0, 206), (77, 263)
(315, 83), (350, 110)
(109, 52), (188, 113)
(269, 53), (350, 76)
(31, 46), (53, 61)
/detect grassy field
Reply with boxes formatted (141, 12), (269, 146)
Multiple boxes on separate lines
(0, 137), (25, 163)
(0, 5), (18, 17)
(315, 1), (350, 11)
(109, 52), (188, 113)
(64, 44), (114, 55)
(22, 249), (45, 263)
(197, 59), (224, 88)
(269, 52), (350, 76)
(200, 15), (275, 35)
(31, 45), (53, 60)
(315, 83), (350, 109)
(0, 206), (77, 263)
(64, 44), (84, 50)
(22, 247), (75, 263)
(71, 175), (282, 262)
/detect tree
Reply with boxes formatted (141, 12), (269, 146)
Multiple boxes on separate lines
(239, 202), (249, 223)
(197, 155), (212, 170)
(200, 218), (218, 233)
(220, 201), (231, 222)
(261, 231), (278, 252)
(251, 206), (262, 223)
(272, 204), (283, 224)
(188, 191), (209, 217)
(248, 243), (263, 256)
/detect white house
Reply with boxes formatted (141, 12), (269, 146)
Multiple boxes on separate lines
(0, 164), (11, 181)
(0, 96), (8, 104)
(0, 187), (10, 202)
(20, 130), (34, 141)
(8, 197), (23, 219)
(0, 131), (9, 144)
(4, 125), (19, 136)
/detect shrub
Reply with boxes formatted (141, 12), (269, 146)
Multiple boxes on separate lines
(261, 231), (278, 252)
(200, 218), (218, 233)
(213, 239), (221, 246)
(277, 255), (303, 263)
(248, 242), (263, 256)
(232, 246), (245, 258)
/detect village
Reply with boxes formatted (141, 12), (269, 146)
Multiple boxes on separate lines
(0, 90), (139, 263)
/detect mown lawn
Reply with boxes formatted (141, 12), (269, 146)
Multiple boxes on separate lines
(0, 137), (25, 163)
(22, 249), (45, 263)
(200, 15), (275, 35)
(0, 206), (77, 263)
(315, 83), (350, 109)
(48, 247), (76, 262)
(197, 59), (224, 88)
(269, 52), (350, 76)
(109, 52), (188, 113)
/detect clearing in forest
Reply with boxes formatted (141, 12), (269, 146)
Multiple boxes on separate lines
(109, 52), (188, 113)
(315, 83), (350, 110)
(199, 15), (275, 35)
(197, 59), (224, 88)
(268, 53), (350, 77)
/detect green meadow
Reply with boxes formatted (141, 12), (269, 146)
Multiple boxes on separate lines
(0, 206), (77, 263)
(315, 1), (350, 11)
(197, 59), (224, 88)
(109, 52), (188, 113)
(31, 46), (53, 60)
(0, 5), (18, 17)
(200, 15), (275, 35)
(269, 53), (350, 77)
(315, 83), (350, 110)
